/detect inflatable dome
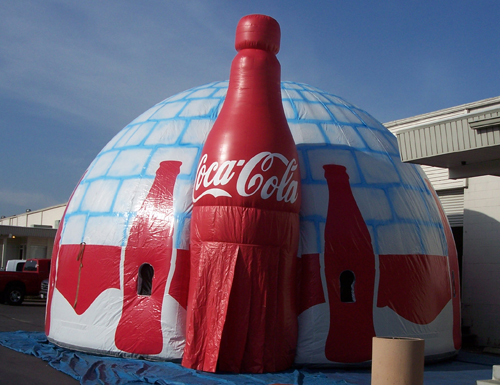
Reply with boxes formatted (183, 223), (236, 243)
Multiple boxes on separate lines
(45, 79), (460, 366)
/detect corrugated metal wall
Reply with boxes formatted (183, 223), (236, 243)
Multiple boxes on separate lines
(437, 189), (465, 227)
(398, 109), (500, 162)
(421, 165), (465, 226)
(421, 165), (466, 190)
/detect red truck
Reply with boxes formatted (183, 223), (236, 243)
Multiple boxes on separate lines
(0, 259), (51, 305)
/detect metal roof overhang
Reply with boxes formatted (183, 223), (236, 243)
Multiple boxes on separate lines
(408, 147), (500, 179)
(0, 225), (57, 238)
(386, 97), (500, 179)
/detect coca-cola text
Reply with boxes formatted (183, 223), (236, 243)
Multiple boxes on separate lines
(194, 151), (299, 204)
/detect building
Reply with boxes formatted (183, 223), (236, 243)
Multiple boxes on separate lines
(0, 204), (64, 269)
(385, 95), (500, 348)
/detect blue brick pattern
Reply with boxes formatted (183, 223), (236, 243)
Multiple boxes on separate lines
(61, 81), (447, 259)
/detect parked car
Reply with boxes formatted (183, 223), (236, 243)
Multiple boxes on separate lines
(0, 259), (51, 305)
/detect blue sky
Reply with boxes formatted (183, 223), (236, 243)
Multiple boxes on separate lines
(1, 0), (499, 217)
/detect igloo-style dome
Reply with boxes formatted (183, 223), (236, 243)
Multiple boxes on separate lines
(45, 80), (460, 365)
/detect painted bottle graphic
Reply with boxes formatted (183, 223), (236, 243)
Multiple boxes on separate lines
(115, 160), (181, 355)
(323, 164), (376, 363)
(182, 14), (301, 373)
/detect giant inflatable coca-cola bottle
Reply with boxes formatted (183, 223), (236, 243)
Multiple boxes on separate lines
(182, 14), (301, 373)
(323, 164), (376, 363)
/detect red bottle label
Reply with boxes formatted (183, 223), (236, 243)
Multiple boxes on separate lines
(55, 244), (121, 315)
(193, 151), (299, 207)
(377, 253), (452, 324)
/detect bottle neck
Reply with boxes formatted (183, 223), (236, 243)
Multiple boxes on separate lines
(225, 49), (282, 112)
(324, 165), (351, 193)
(141, 161), (181, 211)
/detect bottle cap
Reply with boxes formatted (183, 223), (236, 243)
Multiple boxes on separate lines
(235, 14), (280, 54)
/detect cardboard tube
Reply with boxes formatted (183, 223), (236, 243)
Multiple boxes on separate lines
(371, 337), (425, 385)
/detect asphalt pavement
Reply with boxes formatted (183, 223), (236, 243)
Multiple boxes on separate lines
(1, 299), (500, 384)
(0, 299), (78, 385)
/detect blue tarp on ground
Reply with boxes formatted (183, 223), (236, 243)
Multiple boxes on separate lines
(1, 331), (499, 384)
